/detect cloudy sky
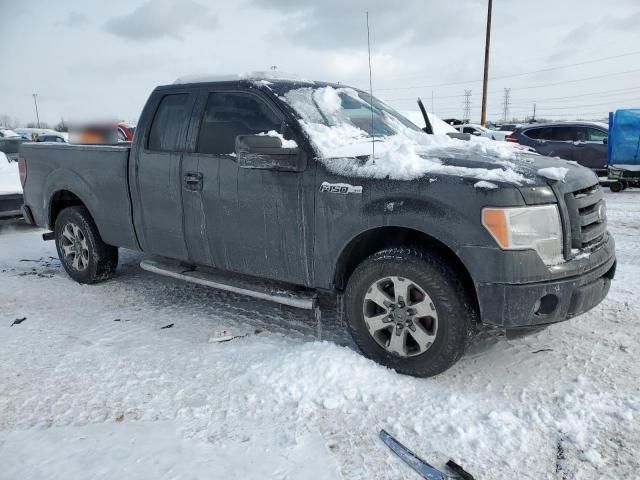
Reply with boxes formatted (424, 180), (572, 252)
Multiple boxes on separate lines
(1, 0), (639, 125)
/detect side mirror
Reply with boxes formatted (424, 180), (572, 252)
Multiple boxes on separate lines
(235, 134), (304, 172)
(472, 131), (482, 136)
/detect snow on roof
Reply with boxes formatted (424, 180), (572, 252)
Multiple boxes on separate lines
(173, 71), (313, 85)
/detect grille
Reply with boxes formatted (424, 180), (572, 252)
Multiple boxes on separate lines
(565, 183), (606, 250)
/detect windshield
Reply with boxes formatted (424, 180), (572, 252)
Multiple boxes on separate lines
(279, 85), (423, 138)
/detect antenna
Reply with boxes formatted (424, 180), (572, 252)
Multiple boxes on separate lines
(366, 11), (375, 162)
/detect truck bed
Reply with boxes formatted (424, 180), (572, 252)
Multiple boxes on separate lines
(20, 142), (139, 250)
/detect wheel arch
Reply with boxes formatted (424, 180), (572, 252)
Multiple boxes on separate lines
(48, 189), (93, 230)
(334, 226), (479, 313)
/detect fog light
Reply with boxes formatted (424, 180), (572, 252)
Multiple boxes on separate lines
(535, 294), (558, 315)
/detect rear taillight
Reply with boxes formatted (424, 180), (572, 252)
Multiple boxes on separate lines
(18, 157), (27, 187)
(505, 134), (518, 143)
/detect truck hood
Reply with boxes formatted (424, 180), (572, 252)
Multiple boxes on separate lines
(320, 134), (594, 188)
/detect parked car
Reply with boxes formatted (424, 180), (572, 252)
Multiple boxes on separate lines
(507, 122), (609, 172)
(36, 133), (67, 143)
(14, 128), (62, 141)
(454, 124), (509, 141)
(117, 122), (137, 142)
(0, 129), (25, 162)
(19, 74), (615, 377)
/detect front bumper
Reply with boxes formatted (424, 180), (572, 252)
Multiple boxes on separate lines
(474, 235), (616, 328)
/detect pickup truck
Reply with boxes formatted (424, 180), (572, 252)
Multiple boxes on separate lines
(19, 74), (616, 377)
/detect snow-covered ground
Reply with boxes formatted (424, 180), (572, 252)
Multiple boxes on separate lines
(1, 191), (639, 479)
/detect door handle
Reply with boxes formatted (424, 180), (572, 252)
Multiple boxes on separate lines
(183, 172), (203, 190)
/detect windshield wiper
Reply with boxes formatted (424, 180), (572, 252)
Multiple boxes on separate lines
(417, 98), (434, 135)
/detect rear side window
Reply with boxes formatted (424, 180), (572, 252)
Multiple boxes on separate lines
(148, 94), (189, 152)
(549, 127), (575, 141)
(586, 128), (608, 142)
(462, 127), (475, 134)
(524, 127), (543, 139)
(196, 92), (282, 155)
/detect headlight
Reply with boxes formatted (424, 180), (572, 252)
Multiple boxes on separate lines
(482, 205), (563, 265)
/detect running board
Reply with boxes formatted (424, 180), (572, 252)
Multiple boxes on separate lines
(140, 258), (317, 310)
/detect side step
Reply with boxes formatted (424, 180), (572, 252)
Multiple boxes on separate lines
(140, 258), (317, 310)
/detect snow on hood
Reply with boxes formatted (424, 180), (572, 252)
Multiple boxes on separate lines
(283, 86), (536, 185)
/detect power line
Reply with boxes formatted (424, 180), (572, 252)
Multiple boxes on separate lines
(388, 50), (640, 83)
(377, 67), (640, 92)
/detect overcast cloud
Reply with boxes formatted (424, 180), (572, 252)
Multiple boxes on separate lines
(104, 0), (219, 41)
(1, 0), (639, 125)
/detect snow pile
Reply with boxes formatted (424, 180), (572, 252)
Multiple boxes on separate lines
(0, 152), (22, 194)
(257, 130), (298, 148)
(283, 86), (531, 184)
(538, 167), (569, 182)
(474, 180), (498, 189)
(244, 341), (414, 413)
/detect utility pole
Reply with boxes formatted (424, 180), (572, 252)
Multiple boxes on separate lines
(532, 103), (536, 122)
(502, 88), (511, 122)
(463, 90), (472, 123)
(32, 93), (41, 128)
(480, 0), (493, 126)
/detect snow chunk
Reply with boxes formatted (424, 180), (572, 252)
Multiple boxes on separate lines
(0, 153), (22, 194)
(474, 180), (499, 189)
(538, 167), (569, 182)
(256, 130), (298, 148)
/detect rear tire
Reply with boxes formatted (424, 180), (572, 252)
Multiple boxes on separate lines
(54, 206), (118, 284)
(610, 181), (623, 193)
(344, 248), (474, 377)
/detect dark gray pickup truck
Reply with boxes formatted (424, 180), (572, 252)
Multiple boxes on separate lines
(19, 75), (616, 376)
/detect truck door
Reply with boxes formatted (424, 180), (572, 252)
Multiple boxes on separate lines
(130, 90), (197, 260)
(181, 88), (314, 286)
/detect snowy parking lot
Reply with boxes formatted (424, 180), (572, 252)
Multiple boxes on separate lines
(0, 191), (638, 480)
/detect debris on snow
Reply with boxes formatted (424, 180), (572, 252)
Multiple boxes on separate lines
(474, 180), (499, 189)
(10, 317), (27, 327)
(256, 130), (298, 148)
(538, 167), (569, 182)
(160, 323), (174, 329)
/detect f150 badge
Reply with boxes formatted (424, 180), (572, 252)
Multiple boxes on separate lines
(320, 182), (363, 195)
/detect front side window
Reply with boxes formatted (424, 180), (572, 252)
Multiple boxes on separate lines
(148, 94), (189, 152)
(196, 92), (282, 155)
(463, 127), (475, 134)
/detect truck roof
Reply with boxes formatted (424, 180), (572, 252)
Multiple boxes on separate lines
(171, 71), (317, 86)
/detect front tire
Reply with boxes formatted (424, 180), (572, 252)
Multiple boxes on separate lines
(344, 248), (473, 377)
(54, 206), (118, 284)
